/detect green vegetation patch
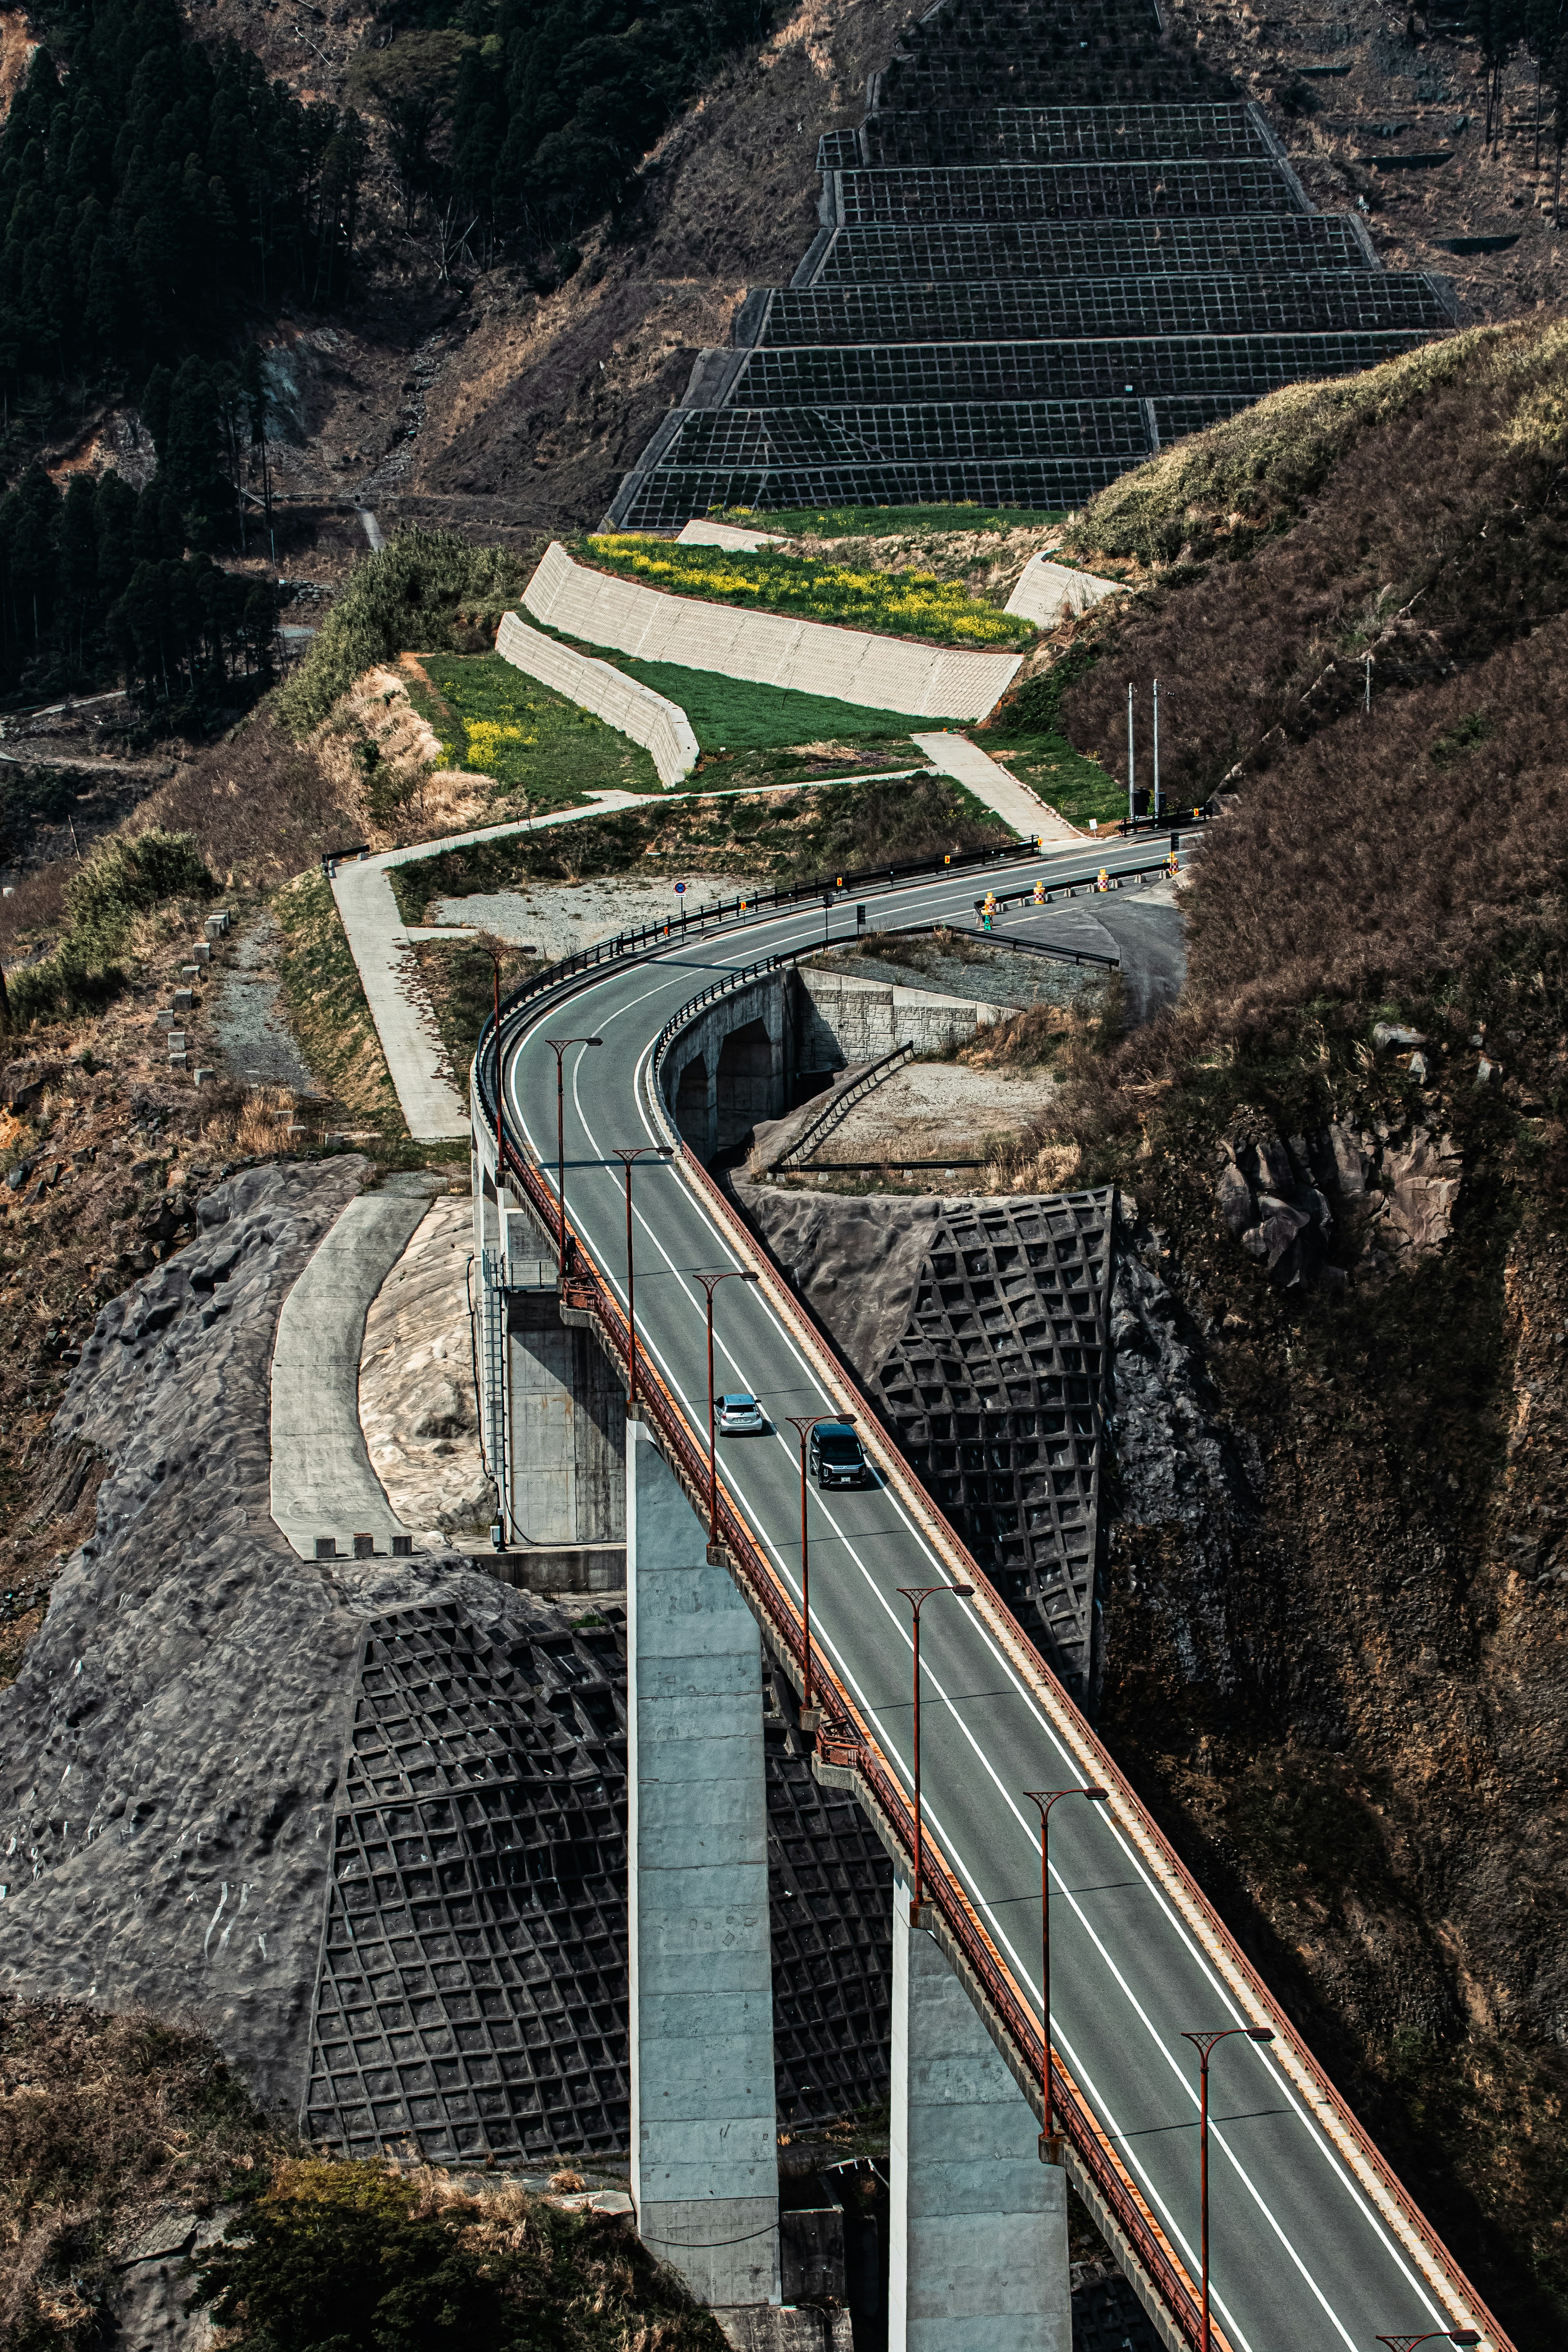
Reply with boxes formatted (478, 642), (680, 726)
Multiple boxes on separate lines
(579, 534), (1037, 649)
(390, 773), (1013, 922)
(275, 869), (404, 1132)
(591, 650), (944, 752)
(408, 652), (661, 811)
(189, 2153), (723, 2352)
(713, 503), (1069, 536)
(277, 532), (535, 738)
(7, 829), (213, 1027)
(980, 733), (1125, 830)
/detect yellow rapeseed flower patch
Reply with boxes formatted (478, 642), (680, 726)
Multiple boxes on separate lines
(584, 534), (1033, 649)
(464, 719), (524, 771)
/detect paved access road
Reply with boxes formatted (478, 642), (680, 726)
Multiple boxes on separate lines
(495, 837), (1498, 2352)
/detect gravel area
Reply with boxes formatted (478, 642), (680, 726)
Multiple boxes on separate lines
(824, 1060), (1049, 1160)
(827, 933), (1110, 1013)
(430, 874), (760, 960)
(209, 912), (318, 1092)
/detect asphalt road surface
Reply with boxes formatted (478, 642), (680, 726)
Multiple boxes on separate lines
(494, 836), (1493, 2352)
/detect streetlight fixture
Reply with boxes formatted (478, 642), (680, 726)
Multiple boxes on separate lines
(784, 1413), (855, 1730)
(1180, 2025), (1276, 2352)
(1022, 1785), (1108, 2164)
(694, 1267), (760, 1557)
(544, 1036), (602, 1268)
(895, 1582), (974, 1928)
(610, 1146), (674, 1419)
(1374, 2336), (1481, 2350)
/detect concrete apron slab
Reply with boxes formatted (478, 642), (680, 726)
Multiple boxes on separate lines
(889, 1868), (1069, 2352)
(911, 733), (1080, 844)
(627, 1419), (780, 2310)
(330, 795), (644, 1144)
(270, 1191), (428, 1558)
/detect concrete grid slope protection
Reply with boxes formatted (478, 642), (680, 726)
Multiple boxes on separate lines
(607, 0), (1455, 527)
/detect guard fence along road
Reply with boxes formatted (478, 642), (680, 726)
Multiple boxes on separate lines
(472, 837), (1510, 2352)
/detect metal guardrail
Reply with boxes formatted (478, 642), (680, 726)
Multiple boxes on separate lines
(494, 1129), (1209, 2352)
(472, 877), (1512, 2352)
(777, 1040), (915, 1169)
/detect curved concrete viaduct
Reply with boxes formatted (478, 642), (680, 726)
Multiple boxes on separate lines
(470, 839), (1511, 2352)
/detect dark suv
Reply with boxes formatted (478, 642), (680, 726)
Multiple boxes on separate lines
(809, 1422), (870, 1489)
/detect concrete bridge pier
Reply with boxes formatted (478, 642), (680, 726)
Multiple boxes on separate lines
(889, 1871), (1070, 2352)
(627, 1418), (780, 2310)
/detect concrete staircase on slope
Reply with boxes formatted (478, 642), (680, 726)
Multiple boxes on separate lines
(606, 0), (1455, 528)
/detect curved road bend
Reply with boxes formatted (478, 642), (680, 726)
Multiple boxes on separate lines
(495, 841), (1502, 2352)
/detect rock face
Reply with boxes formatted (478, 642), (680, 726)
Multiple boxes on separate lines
(1213, 1116), (1463, 1289)
(0, 1158), (496, 2110)
(738, 1178), (1119, 1701)
(0, 1158), (894, 2161)
(359, 1194), (493, 1541)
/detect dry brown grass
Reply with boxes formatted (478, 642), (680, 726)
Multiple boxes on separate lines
(1060, 317), (1568, 811)
(0, 1998), (270, 2347)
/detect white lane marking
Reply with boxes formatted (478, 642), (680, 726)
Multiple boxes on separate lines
(503, 871), (1448, 2336)
(546, 1054), (1345, 2345)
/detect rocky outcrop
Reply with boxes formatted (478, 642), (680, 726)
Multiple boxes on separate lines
(358, 1194), (493, 1541)
(0, 1158), (485, 2108)
(1213, 1115), (1463, 1290)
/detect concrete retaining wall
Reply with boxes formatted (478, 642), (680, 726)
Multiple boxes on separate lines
(1004, 556), (1124, 629)
(495, 608), (699, 788)
(798, 968), (1016, 1067)
(524, 541), (1022, 722)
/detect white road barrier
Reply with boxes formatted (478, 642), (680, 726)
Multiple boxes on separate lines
(522, 541), (1023, 721)
(495, 609), (699, 789)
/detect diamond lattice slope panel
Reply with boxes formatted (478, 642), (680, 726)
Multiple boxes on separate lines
(760, 273), (1450, 346)
(828, 161), (1303, 225)
(853, 101), (1273, 167)
(302, 1603), (631, 2167)
(663, 398), (1152, 465)
(873, 1191), (1114, 1699)
(726, 332), (1433, 407)
(799, 216), (1374, 282)
(302, 1599), (897, 2164)
(613, 459), (1125, 530)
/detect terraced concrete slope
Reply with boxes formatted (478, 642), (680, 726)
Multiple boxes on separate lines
(608, 0), (1455, 525)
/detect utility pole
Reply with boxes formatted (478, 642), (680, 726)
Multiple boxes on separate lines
(1126, 681), (1135, 832)
(1152, 677), (1161, 823)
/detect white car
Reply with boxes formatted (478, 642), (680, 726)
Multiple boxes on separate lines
(717, 1392), (766, 1434)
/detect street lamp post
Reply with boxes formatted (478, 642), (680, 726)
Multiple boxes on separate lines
(1023, 1784), (1108, 2164)
(485, 950), (506, 1187)
(610, 1146), (673, 1418)
(895, 1582), (974, 1928)
(694, 1267), (760, 1557)
(784, 1413), (855, 1730)
(1180, 2025), (1276, 2352)
(1373, 2335), (1481, 2350)
(544, 1036), (602, 1269)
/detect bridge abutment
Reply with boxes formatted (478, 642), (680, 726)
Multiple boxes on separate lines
(889, 1871), (1070, 2352)
(627, 1418), (780, 2309)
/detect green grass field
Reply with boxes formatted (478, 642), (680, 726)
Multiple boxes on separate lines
(980, 731), (1126, 828)
(406, 652), (662, 813)
(577, 535), (1037, 649)
(588, 649), (949, 752)
(709, 503), (1069, 537)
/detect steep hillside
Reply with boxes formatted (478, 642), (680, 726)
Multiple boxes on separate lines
(1024, 316), (1568, 2348)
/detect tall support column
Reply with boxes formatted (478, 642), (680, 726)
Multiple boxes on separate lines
(888, 1871), (1070, 2352)
(627, 1419), (778, 2309)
